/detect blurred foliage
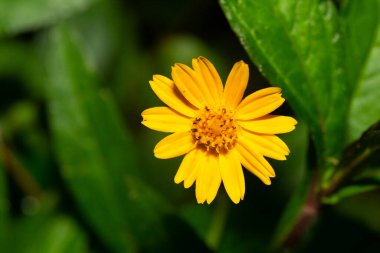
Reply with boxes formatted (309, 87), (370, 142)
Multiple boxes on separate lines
(0, 0), (379, 253)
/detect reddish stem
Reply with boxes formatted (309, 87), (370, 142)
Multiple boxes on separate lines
(282, 174), (321, 248)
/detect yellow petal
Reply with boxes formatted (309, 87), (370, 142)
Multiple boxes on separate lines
(195, 159), (207, 204)
(150, 75), (196, 117)
(237, 93), (285, 120)
(192, 57), (223, 102)
(142, 107), (192, 133)
(266, 134), (290, 153)
(240, 130), (289, 160)
(196, 154), (222, 204)
(223, 61), (249, 109)
(238, 87), (282, 109)
(183, 149), (206, 188)
(174, 149), (201, 184)
(154, 132), (196, 159)
(219, 150), (245, 204)
(184, 159), (201, 188)
(171, 63), (209, 108)
(235, 142), (272, 185)
(238, 115), (297, 134)
(236, 138), (275, 177)
(206, 156), (222, 204)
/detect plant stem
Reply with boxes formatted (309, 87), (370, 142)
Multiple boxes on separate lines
(0, 133), (42, 197)
(321, 148), (372, 198)
(281, 173), (320, 249)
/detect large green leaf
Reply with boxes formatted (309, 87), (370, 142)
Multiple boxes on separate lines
(343, 0), (380, 142)
(44, 25), (136, 253)
(220, 0), (349, 162)
(0, 0), (95, 37)
(44, 25), (169, 252)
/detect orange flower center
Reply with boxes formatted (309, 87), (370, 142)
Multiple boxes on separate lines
(191, 106), (238, 153)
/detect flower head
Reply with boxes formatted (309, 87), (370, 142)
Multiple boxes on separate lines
(142, 57), (297, 204)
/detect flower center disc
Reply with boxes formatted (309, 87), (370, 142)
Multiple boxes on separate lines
(191, 107), (238, 153)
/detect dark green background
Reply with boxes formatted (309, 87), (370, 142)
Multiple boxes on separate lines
(0, 0), (379, 252)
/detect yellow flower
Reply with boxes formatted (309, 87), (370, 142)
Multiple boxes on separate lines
(142, 57), (297, 204)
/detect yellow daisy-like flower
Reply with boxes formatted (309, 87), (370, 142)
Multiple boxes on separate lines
(142, 57), (297, 204)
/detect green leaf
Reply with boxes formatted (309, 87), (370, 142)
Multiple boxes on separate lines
(337, 120), (380, 174)
(44, 23), (170, 252)
(323, 184), (378, 204)
(322, 121), (380, 203)
(0, 0), (96, 37)
(344, 168), (380, 200)
(44, 25), (136, 253)
(326, 165), (380, 206)
(220, 0), (349, 162)
(343, 0), (380, 141)
(354, 166), (380, 184)
(8, 214), (88, 253)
